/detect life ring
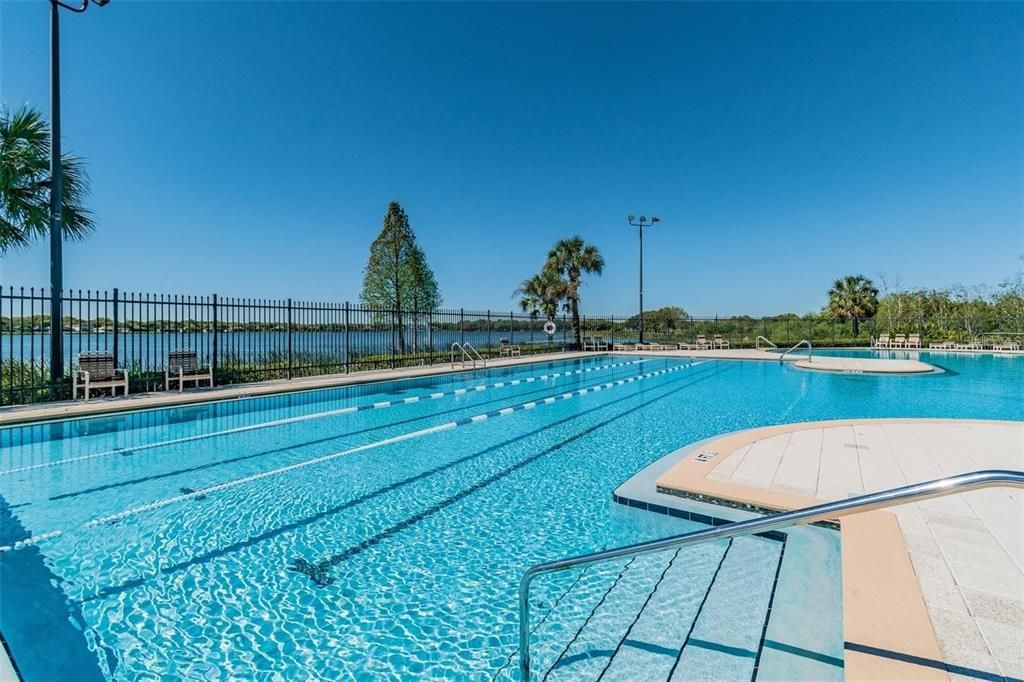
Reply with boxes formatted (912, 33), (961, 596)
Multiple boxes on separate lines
(543, 320), (557, 336)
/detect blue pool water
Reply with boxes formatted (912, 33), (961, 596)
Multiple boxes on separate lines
(0, 353), (1021, 680)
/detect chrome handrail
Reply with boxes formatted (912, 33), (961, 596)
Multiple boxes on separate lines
(450, 342), (487, 369)
(755, 335), (777, 350)
(779, 338), (811, 363)
(517, 470), (1024, 680)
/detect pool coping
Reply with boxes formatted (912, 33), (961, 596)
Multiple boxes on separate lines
(0, 351), (597, 427)
(616, 419), (1024, 681)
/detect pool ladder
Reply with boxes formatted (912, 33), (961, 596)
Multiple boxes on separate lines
(778, 338), (811, 363)
(755, 335), (777, 351)
(451, 342), (486, 369)
(516, 469), (1024, 680)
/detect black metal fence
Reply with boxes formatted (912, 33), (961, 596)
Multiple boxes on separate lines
(0, 287), (580, 404)
(2, 286), (1021, 405)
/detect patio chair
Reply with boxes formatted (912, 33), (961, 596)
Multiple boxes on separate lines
(695, 335), (710, 350)
(713, 335), (730, 349)
(891, 334), (906, 348)
(165, 349), (214, 392)
(583, 337), (610, 351)
(499, 340), (521, 357)
(906, 333), (922, 349)
(875, 333), (891, 348)
(73, 351), (129, 401)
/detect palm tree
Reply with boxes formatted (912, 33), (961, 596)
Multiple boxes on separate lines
(1, 106), (94, 253)
(827, 275), (879, 334)
(546, 236), (605, 346)
(514, 266), (568, 322)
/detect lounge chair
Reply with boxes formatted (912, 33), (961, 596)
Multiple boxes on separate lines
(499, 340), (521, 357)
(993, 341), (1021, 351)
(165, 349), (214, 392)
(636, 342), (668, 351)
(675, 342), (698, 350)
(929, 341), (954, 349)
(906, 333), (921, 349)
(954, 340), (982, 350)
(695, 335), (710, 350)
(583, 337), (610, 351)
(73, 351), (129, 400)
(891, 334), (906, 348)
(875, 333), (891, 348)
(612, 343), (635, 351)
(713, 335), (730, 349)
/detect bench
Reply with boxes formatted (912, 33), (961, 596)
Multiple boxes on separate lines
(73, 351), (129, 400)
(165, 349), (214, 392)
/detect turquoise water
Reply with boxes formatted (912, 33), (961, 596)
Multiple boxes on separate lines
(0, 352), (1021, 680)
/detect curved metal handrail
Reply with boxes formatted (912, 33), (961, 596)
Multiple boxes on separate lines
(517, 470), (1024, 680)
(450, 342), (486, 369)
(779, 338), (811, 363)
(755, 335), (777, 350)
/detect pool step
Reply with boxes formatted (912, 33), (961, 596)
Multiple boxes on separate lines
(520, 534), (786, 681)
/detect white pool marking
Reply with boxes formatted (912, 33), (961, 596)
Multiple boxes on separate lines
(0, 358), (647, 476)
(0, 360), (703, 552)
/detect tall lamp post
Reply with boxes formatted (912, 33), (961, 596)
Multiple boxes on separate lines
(627, 214), (659, 344)
(48, 0), (109, 386)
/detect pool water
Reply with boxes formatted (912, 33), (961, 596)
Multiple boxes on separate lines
(0, 352), (1020, 680)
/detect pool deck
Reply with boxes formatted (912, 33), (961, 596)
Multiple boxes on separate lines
(0, 348), (950, 426)
(622, 348), (937, 373)
(647, 419), (1023, 681)
(0, 351), (596, 426)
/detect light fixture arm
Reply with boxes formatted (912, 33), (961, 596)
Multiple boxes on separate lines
(52, 0), (89, 13)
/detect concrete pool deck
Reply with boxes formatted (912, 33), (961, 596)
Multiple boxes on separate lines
(621, 347), (938, 373)
(649, 419), (1024, 681)
(0, 351), (596, 426)
(0, 348), (942, 426)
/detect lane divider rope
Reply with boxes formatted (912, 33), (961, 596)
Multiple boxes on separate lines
(1, 358), (648, 476)
(0, 360), (703, 553)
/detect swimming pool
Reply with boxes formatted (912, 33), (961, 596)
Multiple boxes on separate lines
(1, 352), (1021, 680)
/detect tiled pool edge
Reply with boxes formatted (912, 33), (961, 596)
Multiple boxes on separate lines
(623, 426), (953, 681)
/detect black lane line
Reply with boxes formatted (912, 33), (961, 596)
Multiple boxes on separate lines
(48, 362), (663, 502)
(593, 549), (683, 680)
(666, 538), (734, 680)
(289, 364), (723, 585)
(750, 539), (788, 681)
(541, 558), (639, 682)
(79, 362), (727, 602)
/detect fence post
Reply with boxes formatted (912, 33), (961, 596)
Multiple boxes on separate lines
(510, 311), (514, 346)
(487, 310), (492, 351)
(286, 298), (293, 380)
(211, 293), (219, 384)
(460, 308), (465, 346)
(391, 307), (398, 369)
(344, 302), (350, 374)
(428, 309), (434, 366)
(111, 287), (120, 366)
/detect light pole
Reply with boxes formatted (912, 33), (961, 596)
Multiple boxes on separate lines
(48, 0), (109, 386)
(627, 214), (659, 344)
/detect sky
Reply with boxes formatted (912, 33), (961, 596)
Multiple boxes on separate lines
(1, 1), (1022, 316)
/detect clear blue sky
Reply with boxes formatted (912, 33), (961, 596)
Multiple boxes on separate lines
(1, 1), (1021, 316)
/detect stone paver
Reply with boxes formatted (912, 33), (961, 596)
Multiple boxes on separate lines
(707, 421), (1024, 679)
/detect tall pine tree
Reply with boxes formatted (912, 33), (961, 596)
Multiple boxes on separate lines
(360, 202), (441, 353)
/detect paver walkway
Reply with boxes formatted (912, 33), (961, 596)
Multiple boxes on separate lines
(704, 421), (1024, 681)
